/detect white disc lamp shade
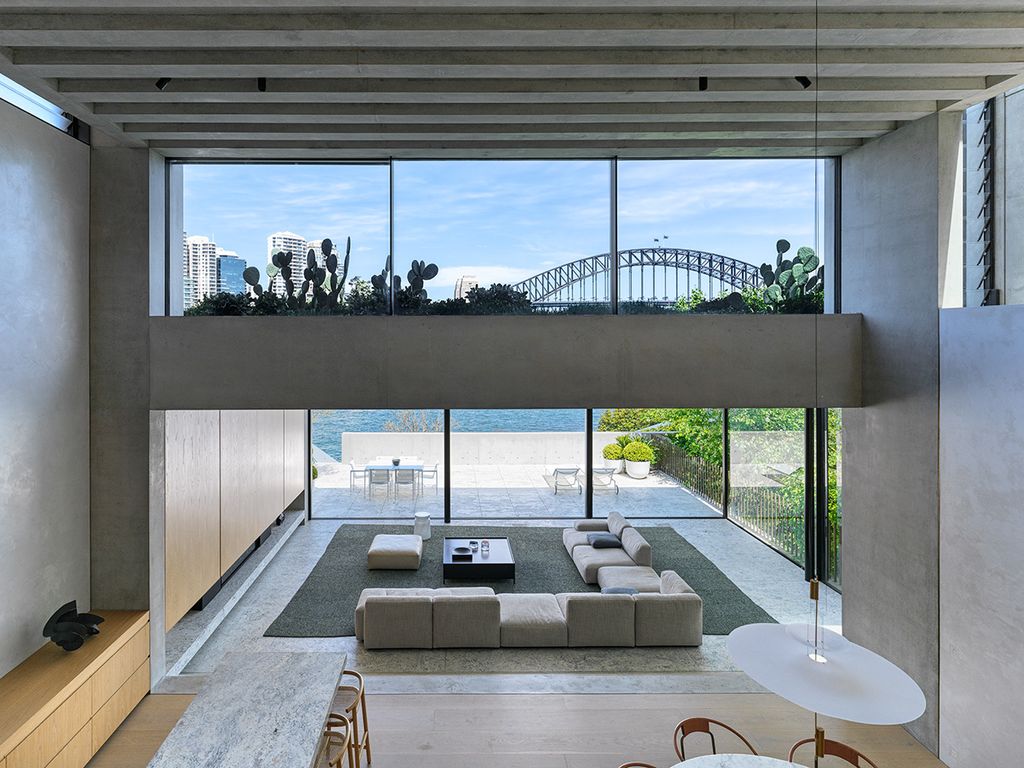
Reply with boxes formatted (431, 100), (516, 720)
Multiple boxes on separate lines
(727, 623), (926, 726)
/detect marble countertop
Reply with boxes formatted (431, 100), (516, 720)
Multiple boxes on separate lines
(149, 650), (345, 768)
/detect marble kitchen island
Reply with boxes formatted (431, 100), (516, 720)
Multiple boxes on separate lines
(149, 650), (345, 768)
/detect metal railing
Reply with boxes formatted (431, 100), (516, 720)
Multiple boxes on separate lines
(647, 434), (723, 511)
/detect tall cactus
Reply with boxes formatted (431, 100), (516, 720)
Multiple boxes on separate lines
(760, 239), (823, 305)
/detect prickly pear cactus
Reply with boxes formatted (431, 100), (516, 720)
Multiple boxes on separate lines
(759, 239), (822, 308)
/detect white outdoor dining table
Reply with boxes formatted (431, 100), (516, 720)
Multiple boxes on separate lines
(673, 756), (798, 767)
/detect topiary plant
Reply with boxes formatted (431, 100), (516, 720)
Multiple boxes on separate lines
(602, 443), (623, 460)
(615, 434), (632, 449)
(623, 441), (655, 463)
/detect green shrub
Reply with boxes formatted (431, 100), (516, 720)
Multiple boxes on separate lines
(623, 441), (654, 463)
(615, 434), (632, 449)
(312, 464), (318, 480)
(602, 443), (623, 460)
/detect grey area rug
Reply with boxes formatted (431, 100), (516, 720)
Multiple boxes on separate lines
(265, 525), (775, 638)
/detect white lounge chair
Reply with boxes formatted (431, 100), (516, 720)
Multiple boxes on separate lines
(552, 467), (582, 495)
(592, 467), (619, 494)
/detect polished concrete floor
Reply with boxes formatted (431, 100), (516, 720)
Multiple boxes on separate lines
(313, 460), (721, 519)
(176, 516), (841, 694)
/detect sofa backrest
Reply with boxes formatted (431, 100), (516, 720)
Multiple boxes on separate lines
(362, 595), (433, 650)
(620, 526), (652, 566)
(607, 510), (632, 538)
(432, 594), (501, 648)
(556, 593), (635, 647)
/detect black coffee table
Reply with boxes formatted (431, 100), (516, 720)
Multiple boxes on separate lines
(442, 537), (515, 584)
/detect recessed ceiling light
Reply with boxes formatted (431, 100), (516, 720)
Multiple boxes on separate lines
(257, 77), (267, 92)
(795, 76), (813, 89)
(698, 76), (709, 92)
(155, 78), (171, 91)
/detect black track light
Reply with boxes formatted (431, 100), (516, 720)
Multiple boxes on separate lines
(698, 76), (708, 92)
(155, 77), (171, 91)
(795, 75), (813, 90)
(257, 77), (267, 92)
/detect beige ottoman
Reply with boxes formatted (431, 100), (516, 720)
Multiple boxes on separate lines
(367, 534), (423, 570)
(597, 565), (662, 593)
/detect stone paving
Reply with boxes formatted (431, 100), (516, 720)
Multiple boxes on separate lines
(312, 460), (720, 519)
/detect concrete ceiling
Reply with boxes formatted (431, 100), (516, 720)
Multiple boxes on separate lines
(1, 2), (1023, 158)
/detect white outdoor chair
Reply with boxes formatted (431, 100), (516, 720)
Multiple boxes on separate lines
(394, 468), (418, 498)
(552, 467), (582, 495)
(367, 468), (391, 499)
(420, 463), (439, 494)
(348, 460), (367, 490)
(592, 467), (619, 494)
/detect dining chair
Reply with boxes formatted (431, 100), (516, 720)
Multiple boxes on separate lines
(420, 462), (439, 494)
(673, 717), (758, 760)
(617, 763), (658, 768)
(333, 669), (372, 768)
(394, 468), (417, 498)
(320, 712), (353, 768)
(367, 468), (391, 499)
(789, 737), (880, 768)
(348, 460), (367, 491)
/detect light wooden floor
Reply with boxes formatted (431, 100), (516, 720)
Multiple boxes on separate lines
(86, 694), (193, 768)
(90, 691), (948, 768)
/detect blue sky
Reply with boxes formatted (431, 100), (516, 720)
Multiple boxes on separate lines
(183, 159), (819, 298)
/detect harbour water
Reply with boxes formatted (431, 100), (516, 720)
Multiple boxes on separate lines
(313, 408), (606, 460)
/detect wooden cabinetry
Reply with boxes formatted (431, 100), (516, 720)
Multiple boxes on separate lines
(163, 411), (222, 630)
(220, 409), (285, 574)
(0, 612), (149, 768)
(283, 409), (306, 509)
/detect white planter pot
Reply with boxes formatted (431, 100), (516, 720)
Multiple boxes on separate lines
(603, 457), (624, 473)
(624, 459), (650, 479)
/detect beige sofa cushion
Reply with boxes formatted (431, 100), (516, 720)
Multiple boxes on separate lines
(355, 587), (494, 640)
(597, 565), (661, 593)
(367, 534), (423, 570)
(432, 595), (500, 648)
(498, 593), (567, 647)
(620, 527), (652, 567)
(573, 519), (610, 532)
(634, 592), (703, 647)
(571, 545), (636, 584)
(661, 570), (695, 594)
(606, 511), (632, 538)
(562, 528), (592, 554)
(362, 595), (433, 649)
(556, 593), (635, 647)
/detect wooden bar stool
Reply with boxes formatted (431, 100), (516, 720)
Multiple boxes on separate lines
(320, 712), (353, 768)
(333, 668), (372, 767)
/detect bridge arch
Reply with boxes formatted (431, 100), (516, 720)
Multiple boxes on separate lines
(510, 247), (762, 306)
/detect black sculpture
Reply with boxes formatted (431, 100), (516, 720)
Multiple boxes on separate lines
(43, 601), (104, 652)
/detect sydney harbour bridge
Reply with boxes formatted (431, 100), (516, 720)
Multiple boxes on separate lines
(510, 247), (762, 309)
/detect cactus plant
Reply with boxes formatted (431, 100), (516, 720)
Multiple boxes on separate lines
(760, 239), (823, 306)
(242, 265), (263, 296)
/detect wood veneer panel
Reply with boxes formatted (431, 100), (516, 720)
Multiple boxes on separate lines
(90, 662), (149, 756)
(43, 723), (90, 768)
(219, 410), (285, 573)
(283, 409), (306, 508)
(90, 625), (150, 716)
(163, 410), (221, 631)
(7, 682), (90, 768)
(0, 612), (147, 759)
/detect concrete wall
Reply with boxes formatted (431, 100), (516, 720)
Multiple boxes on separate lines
(938, 305), (1024, 767)
(339, 431), (629, 466)
(840, 113), (957, 751)
(0, 100), (90, 676)
(149, 314), (861, 410)
(91, 148), (162, 608)
(996, 89), (1024, 305)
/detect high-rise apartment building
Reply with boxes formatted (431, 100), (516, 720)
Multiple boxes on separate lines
(266, 231), (306, 296)
(217, 249), (246, 295)
(455, 275), (478, 299)
(183, 234), (219, 308)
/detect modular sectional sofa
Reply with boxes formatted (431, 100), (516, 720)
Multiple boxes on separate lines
(562, 511), (652, 583)
(355, 570), (703, 649)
